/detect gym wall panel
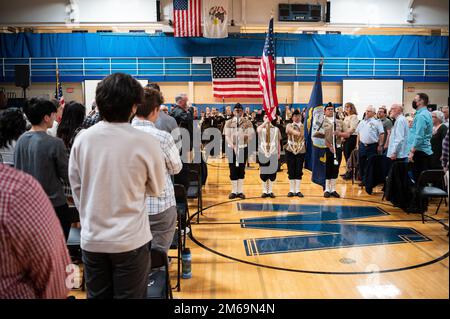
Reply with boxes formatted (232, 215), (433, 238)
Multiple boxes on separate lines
(159, 82), (189, 105)
(297, 82), (342, 104)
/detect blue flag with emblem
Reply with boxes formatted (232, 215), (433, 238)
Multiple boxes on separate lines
(304, 61), (326, 188)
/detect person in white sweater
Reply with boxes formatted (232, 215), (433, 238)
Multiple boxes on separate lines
(69, 73), (166, 299)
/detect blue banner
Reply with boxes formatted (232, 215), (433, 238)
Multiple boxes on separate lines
(304, 62), (326, 188)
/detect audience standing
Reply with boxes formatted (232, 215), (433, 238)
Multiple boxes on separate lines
(149, 83), (180, 144)
(171, 93), (194, 158)
(377, 106), (393, 154)
(68, 73), (166, 299)
(0, 108), (27, 166)
(0, 91), (8, 112)
(430, 110), (448, 169)
(131, 87), (182, 254)
(14, 98), (71, 241)
(340, 102), (359, 180)
(386, 103), (409, 169)
(46, 100), (64, 137)
(441, 106), (449, 127)
(56, 101), (86, 197)
(355, 105), (385, 186)
(82, 102), (101, 129)
(408, 93), (433, 181)
(441, 130), (449, 171)
(0, 164), (71, 298)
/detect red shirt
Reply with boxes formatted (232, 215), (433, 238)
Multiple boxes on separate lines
(0, 164), (71, 298)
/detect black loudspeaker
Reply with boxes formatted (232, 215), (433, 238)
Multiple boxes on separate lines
(156, 0), (161, 21)
(14, 65), (30, 88)
(326, 1), (331, 22)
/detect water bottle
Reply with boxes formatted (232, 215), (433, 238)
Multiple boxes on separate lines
(182, 248), (192, 279)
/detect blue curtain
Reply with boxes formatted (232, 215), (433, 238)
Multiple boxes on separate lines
(0, 33), (448, 58)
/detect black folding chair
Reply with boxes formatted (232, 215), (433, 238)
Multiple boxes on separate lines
(185, 163), (203, 223)
(170, 184), (189, 292)
(417, 169), (448, 223)
(147, 248), (173, 299)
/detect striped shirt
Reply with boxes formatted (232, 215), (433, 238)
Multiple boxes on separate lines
(442, 130), (449, 170)
(131, 118), (182, 215)
(0, 164), (71, 298)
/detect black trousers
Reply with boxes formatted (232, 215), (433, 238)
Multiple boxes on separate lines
(413, 151), (431, 182)
(358, 142), (378, 183)
(286, 151), (305, 180)
(82, 242), (151, 299)
(54, 203), (72, 242)
(259, 153), (278, 182)
(325, 148), (343, 179)
(343, 135), (357, 162)
(227, 146), (248, 180)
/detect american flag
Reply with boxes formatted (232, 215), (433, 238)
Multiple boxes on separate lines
(258, 18), (278, 121)
(55, 68), (64, 107)
(211, 57), (263, 98)
(173, 0), (202, 37)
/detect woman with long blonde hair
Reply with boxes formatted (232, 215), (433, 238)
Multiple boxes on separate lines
(339, 102), (359, 180)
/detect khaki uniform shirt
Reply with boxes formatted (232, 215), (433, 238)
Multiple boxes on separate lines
(285, 122), (306, 154)
(323, 116), (344, 148)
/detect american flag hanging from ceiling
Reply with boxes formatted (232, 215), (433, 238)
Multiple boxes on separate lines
(173, 0), (202, 37)
(258, 17), (278, 121)
(211, 57), (263, 98)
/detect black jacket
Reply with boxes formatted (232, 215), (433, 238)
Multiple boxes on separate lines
(365, 155), (390, 195)
(384, 161), (415, 210)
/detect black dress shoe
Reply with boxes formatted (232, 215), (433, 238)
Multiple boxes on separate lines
(229, 193), (237, 199)
(269, 193), (276, 198)
(287, 192), (295, 197)
(342, 172), (353, 180)
(237, 193), (246, 199)
(261, 193), (268, 198)
(324, 191), (331, 198)
(296, 192), (304, 198)
(330, 191), (341, 198)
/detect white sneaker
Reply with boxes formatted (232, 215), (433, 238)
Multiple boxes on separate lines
(181, 227), (190, 236)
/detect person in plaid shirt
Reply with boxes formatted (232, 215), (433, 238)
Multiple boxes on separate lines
(132, 87), (182, 253)
(442, 130), (449, 171)
(0, 164), (71, 298)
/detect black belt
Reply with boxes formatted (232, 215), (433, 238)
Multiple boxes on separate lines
(360, 142), (377, 147)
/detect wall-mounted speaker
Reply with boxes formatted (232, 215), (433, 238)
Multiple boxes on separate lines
(326, 2), (331, 23)
(156, 0), (161, 21)
(14, 65), (30, 89)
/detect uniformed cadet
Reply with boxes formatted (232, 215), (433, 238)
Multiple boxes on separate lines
(285, 109), (306, 197)
(355, 105), (385, 186)
(323, 103), (344, 198)
(257, 115), (282, 198)
(224, 103), (255, 199)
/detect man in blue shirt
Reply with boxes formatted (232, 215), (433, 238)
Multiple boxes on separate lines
(387, 104), (409, 162)
(355, 105), (385, 186)
(408, 93), (433, 181)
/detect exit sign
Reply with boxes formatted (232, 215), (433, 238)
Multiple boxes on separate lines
(66, 88), (74, 93)
(407, 87), (415, 92)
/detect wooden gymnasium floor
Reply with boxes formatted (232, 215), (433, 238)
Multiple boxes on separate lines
(71, 157), (449, 299)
